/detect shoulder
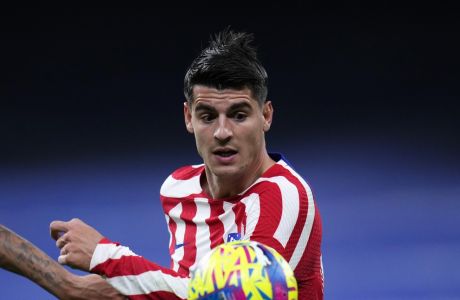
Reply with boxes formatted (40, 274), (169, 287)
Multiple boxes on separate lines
(170, 164), (204, 180)
(160, 164), (205, 198)
(250, 158), (314, 200)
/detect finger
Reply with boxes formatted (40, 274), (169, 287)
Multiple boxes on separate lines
(58, 244), (76, 267)
(60, 243), (70, 256)
(57, 253), (68, 265)
(56, 233), (70, 249)
(50, 220), (69, 240)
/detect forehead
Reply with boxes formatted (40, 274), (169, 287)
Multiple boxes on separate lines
(191, 85), (257, 107)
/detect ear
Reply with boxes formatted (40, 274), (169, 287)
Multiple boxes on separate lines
(184, 102), (194, 133)
(262, 101), (274, 132)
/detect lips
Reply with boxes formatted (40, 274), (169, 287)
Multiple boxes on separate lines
(213, 148), (238, 158)
(212, 147), (238, 165)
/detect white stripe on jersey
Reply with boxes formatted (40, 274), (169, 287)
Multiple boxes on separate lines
(106, 270), (189, 298)
(160, 174), (202, 198)
(219, 200), (238, 242)
(189, 197), (211, 272)
(241, 193), (261, 240)
(169, 202), (185, 272)
(254, 176), (300, 248)
(279, 161), (316, 270)
(165, 215), (173, 250)
(90, 243), (138, 270)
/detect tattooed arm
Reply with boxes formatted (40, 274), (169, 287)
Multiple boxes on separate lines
(0, 224), (124, 300)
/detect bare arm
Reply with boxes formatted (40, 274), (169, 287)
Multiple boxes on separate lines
(0, 224), (124, 300)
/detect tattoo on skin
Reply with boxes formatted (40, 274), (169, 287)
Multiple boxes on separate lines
(0, 225), (125, 299)
(0, 225), (64, 294)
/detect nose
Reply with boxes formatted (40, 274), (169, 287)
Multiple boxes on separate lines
(213, 116), (232, 143)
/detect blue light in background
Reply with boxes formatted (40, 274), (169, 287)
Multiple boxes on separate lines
(1, 139), (459, 299)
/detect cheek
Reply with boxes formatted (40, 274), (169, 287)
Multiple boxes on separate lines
(194, 138), (202, 156)
(242, 126), (264, 151)
(193, 128), (211, 156)
(194, 134), (204, 155)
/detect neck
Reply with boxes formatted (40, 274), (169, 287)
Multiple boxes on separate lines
(203, 152), (275, 199)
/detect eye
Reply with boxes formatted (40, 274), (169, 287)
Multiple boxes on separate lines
(233, 112), (247, 122)
(200, 113), (215, 123)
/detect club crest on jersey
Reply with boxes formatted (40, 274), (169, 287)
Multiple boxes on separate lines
(226, 232), (241, 242)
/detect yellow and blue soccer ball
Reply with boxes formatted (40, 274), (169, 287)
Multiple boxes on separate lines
(188, 240), (298, 300)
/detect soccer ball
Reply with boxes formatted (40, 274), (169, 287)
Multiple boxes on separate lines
(188, 240), (298, 300)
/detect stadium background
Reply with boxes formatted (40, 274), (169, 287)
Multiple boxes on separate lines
(1, 5), (459, 299)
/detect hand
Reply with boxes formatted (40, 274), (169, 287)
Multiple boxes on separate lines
(50, 218), (103, 271)
(67, 274), (126, 300)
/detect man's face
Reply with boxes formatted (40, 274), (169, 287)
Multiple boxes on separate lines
(184, 85), (273, 180)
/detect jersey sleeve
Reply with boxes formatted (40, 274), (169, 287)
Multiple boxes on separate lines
(89, 238), (189, 300)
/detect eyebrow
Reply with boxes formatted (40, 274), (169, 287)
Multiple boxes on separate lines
(228, 102), (252, 112)
(194, 103), (215, 113)
(194, 101), (252, 113)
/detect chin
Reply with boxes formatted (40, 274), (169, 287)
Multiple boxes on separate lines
(209, 164), (243, 178)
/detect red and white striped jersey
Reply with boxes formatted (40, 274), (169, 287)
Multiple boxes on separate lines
(90, 154), (323, 300)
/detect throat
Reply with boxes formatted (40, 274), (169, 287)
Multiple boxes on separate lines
(203, 163), (275, 199)
(201, 171), (247, 199)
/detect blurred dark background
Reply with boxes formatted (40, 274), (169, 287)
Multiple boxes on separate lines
(1, 4), (459, 299)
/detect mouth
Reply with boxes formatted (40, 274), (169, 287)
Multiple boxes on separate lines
(213, 148), (238, 158)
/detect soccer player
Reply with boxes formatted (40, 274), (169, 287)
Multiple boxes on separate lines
(2, 29), (324, 299)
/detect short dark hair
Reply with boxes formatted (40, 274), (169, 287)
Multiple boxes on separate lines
(184, 29), (268, 105)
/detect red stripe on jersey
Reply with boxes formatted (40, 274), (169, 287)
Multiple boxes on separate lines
(171, 165), (204, 180)
(207, 201), (225, 248)
(161, 197), (180, 215)
(178, 199), (197, 275)
(296, 208), (323, 300)
(248, 182), (285, 255)
(91, 256), (188, 278)
(98, 237), (119, 245)
(162, 195), (205, 214)
(233, 201), (245, 235)
(279, 170), (309, 262)
(128, 291), (184, 300)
